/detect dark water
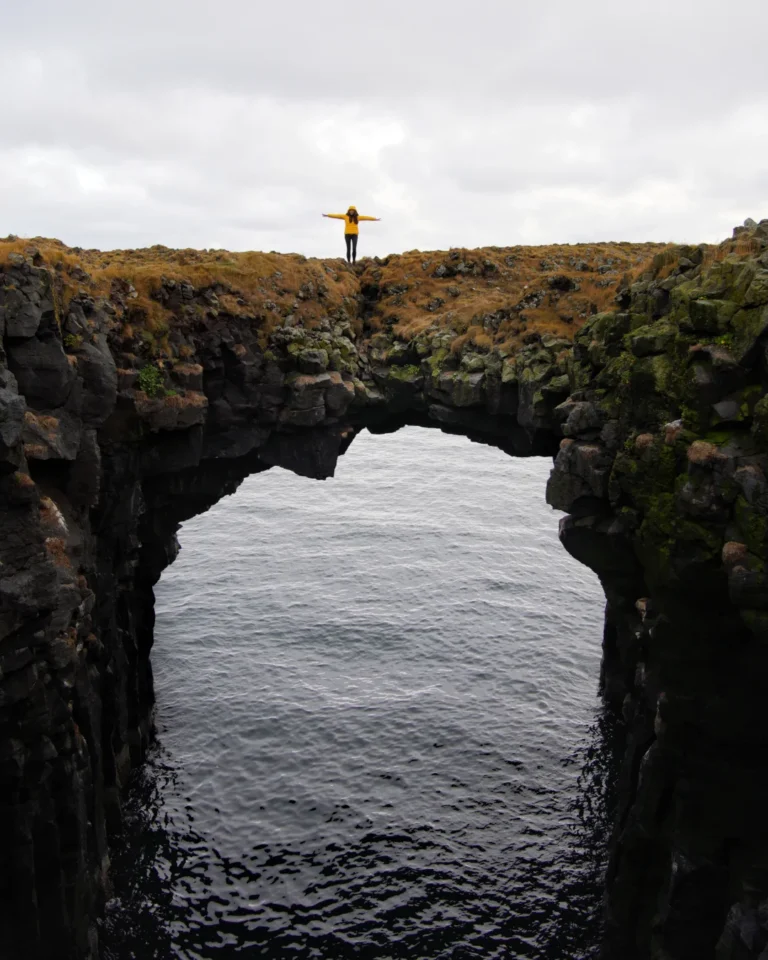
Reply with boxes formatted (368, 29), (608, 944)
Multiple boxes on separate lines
(101, 427), (621, 960)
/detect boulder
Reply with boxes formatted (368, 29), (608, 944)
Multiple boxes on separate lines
(558, 400), (605, 438)
(546, 438), (613, 512)
(744, 269), (768, 308)
(630, 322), (677, 357)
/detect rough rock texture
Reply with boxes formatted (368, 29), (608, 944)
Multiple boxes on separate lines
(2, 223), (768, 958)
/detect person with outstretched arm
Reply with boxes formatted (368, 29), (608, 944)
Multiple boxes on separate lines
(322, 206), (380, 263)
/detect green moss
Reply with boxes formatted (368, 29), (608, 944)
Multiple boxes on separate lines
(542, 373), (570, 396)
(657, 443), (677, 479)
(334, 340), (354, 361)
(703, 428), (733, 446)
(753, 395), (768, 445)
(63, 333), (82, 350)
(681, 402), (705, 432)
(609, 438), (679, 511)
(500, 358), (517, 385)
(638, 490), (722, 581)
(425, 348), (449, 373)
(600, 352), (635, 390)
(742, 384), (764, 410)
(732, 307), (768, 355)
(137, 364), (164, 397)
(735, 495), (768, 557)
(387, 364), (421, 382)
(644, 353), (679, 396)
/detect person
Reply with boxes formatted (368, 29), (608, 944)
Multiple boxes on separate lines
(322, 206), (381, 263)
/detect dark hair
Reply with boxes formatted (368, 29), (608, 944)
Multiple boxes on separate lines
(347, 209), (359, 224)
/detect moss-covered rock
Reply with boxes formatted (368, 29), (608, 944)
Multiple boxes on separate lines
(298, 348), (329, 374)
(629, 321), (677, 357)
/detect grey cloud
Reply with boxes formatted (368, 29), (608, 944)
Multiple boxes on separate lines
(1, 0), (767, 255)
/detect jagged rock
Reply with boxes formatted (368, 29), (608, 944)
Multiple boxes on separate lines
(0, 387), (26, 467)
(298, 348), (329, 374)
(557, 400), (604, 437)
(172, 363), (204, 391)
(460, 353), (486, 373)
(744, 270), (768, 308)
(134, 391), (208, 432)
(630, 321), (677, 356)
(426, 369), (482, 408)
(76, 336), (118, 426)
(546, 439), (612, 511)
(325, 372), (355, 416)
(7, 336), (76, 410)
(259, 425), (350, 479)
(281, 372), (329, 426)
(0, 265), (54, 338)
(352, 379), (386, 407)
(68, 429), (102, 508)
(22, 410), (81, 461)
(377, 364), (424, 405)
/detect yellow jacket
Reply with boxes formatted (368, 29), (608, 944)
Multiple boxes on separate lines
(324, 206), (379, 235)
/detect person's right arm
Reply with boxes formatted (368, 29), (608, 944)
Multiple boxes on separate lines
(323, 213), (346, 219)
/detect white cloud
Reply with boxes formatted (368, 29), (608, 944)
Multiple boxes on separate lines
(1, 0), (767, 256)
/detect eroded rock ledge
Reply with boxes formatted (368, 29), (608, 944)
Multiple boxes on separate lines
(2, 224), (768, 958)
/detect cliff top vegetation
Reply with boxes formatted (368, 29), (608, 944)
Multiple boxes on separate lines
(0, 234), (734, 360)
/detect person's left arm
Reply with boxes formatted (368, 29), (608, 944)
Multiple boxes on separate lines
(358, 215), (381, 221)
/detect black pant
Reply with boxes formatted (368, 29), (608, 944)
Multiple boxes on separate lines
(345, 233), (358, 263)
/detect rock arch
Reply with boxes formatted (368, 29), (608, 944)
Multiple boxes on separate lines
(3, 225), (768, 958)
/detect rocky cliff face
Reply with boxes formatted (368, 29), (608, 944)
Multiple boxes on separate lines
(2, 224), (768, 959)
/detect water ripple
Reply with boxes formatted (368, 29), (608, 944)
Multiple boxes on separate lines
(100, 427), (621, 960)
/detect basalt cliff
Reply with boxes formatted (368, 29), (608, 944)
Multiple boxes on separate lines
(3, 223), (768, 959)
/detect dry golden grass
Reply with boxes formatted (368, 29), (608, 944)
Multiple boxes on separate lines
(702, 235), (763, 268)
(3, 234), (738, 360)
(361, 241), (671, 350)
(450, 325), (487, 354)
(0, 237), (360, 353)
(44, 536), (72, 570)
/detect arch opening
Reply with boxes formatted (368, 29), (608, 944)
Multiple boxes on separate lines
(101, 426), (620, 960)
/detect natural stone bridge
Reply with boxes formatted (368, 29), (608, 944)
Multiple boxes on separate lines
(3, 223), (768, 959)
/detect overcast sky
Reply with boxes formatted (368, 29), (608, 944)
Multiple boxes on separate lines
(2, 1), (766, 258)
